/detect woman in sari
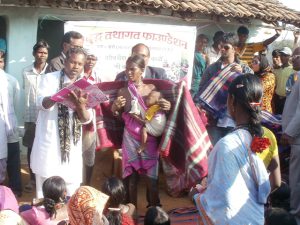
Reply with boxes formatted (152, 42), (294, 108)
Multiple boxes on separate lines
(111, 55), (170, 208)
(251, 54), (276, 113)
(193, 74), (271, 224)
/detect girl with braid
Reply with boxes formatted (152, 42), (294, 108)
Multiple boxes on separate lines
(193, 74), (271, 224)
(21, 176), (68, 225)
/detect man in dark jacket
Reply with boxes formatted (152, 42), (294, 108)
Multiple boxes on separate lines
(115, 43), (169, 81)
(46, 31), (84, 73)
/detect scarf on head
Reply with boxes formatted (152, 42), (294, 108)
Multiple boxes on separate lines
(68, 186), (109, 225)
(254, 55), (272, 77)
(58, 71), (81, 163)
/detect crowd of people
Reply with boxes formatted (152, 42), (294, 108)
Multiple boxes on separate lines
(0, 24), (299, 225)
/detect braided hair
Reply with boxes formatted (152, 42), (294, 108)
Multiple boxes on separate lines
(36, 176), (67, 218)
(228, 74), (263, 137)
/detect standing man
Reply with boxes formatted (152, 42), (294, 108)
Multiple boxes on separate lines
(82, 49), (101, 185)
(115, 43), (169, 81)
(196, 33), (253, 145)
(281, 47), (300, 225)
(236, 26), (281, 66)
(46, 31), (84, 72)
(31, 47), (93, 197)
(0, 53), (22, 197)
(274, 47), (294, 114)
(0, 52), (9, 186)
(206, 30), (224, 65)
(22, 40), (50, 193)
(190, 34), (209, 98)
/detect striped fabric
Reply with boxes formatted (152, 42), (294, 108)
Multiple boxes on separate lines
(95, 79), (211, 196)
(197, 63), (241, 120)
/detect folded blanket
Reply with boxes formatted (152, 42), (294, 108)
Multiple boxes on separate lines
(95, 79), (211, 196)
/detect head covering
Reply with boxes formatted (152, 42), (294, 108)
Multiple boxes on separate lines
(279, 47), (292, 56)
(0, 38), (6, 54)
(85, 48), (97, 58)
(0, 185), (19, 213)
(254, 54), (271, 76)
(0, 210), (28, 225)
(68, 186), (109, 225)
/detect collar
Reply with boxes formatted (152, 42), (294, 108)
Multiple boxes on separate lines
(32, 62), (48, 75)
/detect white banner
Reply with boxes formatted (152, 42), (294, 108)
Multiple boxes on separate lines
(65, 21), (196, 86)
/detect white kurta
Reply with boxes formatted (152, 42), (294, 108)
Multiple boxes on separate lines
(31, 71), (92, 186)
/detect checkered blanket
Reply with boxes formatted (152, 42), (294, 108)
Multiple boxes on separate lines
(95, 79), (211, 196)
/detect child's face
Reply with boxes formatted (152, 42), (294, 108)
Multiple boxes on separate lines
(146, 91), (160, 107)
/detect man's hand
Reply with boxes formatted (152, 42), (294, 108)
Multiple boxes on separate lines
(231, 64), (243, 73)
(42, 96), (56, 109)
(158, 98), (171, 111)
(68, 89), (88, 110)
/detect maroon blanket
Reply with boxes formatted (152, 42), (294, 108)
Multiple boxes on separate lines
(95, 79), (211, 196)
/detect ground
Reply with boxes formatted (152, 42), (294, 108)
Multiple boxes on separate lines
(16, 148), (193, 216)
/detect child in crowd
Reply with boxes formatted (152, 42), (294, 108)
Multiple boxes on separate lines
(129, 90), (166, 154)
(101, 177), (136, 225)
(144, 206), (170, 225)
(21, 176), (68, 225)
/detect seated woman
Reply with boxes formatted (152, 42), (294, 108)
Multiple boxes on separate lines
(102, 177), (136, 225)
(193, 74), (271, 224)
(0, 185), (19, 213)
(21, 176), (68, 225)
(67, 186), (109, 225)
(111, 55), (170, 208)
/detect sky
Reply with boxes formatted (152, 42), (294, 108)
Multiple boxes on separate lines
(279, 0), (300, 11)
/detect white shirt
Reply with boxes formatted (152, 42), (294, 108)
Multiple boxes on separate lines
(23, 63), (48, 123)
(0, 70), (20, 143)
(31, 71), (93, 183)
(207, 46), (222, 65)
(0, 74), (8, 159)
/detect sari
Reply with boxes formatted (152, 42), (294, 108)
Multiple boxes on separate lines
(68, 186), (109, 225)
(194, 129), (270, 225)
(122, 82), (159, 179)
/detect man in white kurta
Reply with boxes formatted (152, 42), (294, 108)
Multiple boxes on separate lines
(31, 47), (92, 198)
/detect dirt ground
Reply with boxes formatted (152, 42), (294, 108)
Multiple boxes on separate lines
(17, 148), (193, 216)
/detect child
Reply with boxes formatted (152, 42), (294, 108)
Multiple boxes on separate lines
(21, 176), (68, 225)
(130, 90), (166, 154)
(144, 206), (170, 225)
(101, 177), (136, 225)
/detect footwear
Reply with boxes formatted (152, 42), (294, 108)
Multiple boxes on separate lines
(24, 180), (35, 193)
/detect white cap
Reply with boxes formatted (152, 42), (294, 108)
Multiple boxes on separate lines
(279, 47), (292, 56)
(85, 48), (98, 57)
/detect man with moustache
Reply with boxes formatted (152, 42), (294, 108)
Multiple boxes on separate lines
(46, 31), (84, 72)
(30, 47), (93, 198)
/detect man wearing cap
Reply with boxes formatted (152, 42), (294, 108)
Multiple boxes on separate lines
(274, 47), (294, 114)
(0, 38), (6, 56)
(82, 49), (101, 185)
(46, 31), (84, 73)
(281, 47), (300, 225)
(236, 26), (281, 66)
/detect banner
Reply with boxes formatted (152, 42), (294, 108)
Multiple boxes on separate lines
(65, 21), (196, 86)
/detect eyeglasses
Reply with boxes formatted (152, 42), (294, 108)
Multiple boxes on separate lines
(221, 45), (231, 50)
(251, 60), (260, 65)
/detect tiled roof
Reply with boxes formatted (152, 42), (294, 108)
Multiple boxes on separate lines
(2, 0), (300, 26)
